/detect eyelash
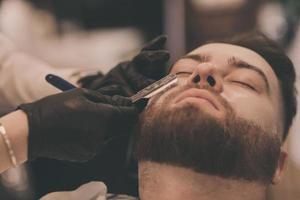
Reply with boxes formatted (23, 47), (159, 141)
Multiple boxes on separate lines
(230, 81), (256, 91)
(175, 71), (193, 75)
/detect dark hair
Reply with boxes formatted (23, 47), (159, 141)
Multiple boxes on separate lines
(223, 31), (297, 141)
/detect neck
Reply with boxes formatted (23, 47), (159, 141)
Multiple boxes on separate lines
(138, 162), (267, 200)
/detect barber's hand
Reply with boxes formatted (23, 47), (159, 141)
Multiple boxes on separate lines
(78, 35), (170, 97)
(18, 88), (138, 162)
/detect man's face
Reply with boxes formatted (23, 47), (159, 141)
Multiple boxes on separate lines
(136, 43), (285, 184)
(168, 43), (284, 134)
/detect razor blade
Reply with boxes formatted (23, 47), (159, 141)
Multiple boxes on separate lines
(130, 74), (178, 103)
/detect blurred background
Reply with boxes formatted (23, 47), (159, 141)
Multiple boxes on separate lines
(0, 0), (299, 199)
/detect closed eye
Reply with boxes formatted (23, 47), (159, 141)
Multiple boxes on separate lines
(231, 81), (257, 91)
(175, 71), (193, 75)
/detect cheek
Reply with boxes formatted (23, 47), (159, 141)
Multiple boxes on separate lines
(147, 85), (181, 107)
(221, 90), (278, 130)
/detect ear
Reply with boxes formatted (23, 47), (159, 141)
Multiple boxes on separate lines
(272, 150), (288, 184)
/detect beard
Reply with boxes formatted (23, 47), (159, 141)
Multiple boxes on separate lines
(135, 84), (281, 184)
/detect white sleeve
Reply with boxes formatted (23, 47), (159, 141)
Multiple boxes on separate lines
(0, 35), (81, 114)
(39, 181), (108, 200)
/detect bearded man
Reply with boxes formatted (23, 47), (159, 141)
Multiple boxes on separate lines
(39, 32), (297, 199)
(132, 31), (296, 200)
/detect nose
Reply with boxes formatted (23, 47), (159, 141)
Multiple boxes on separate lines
(187, 63), (223, 93)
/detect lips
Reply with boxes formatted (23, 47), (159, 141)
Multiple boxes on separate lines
(173, 88), (220, 110)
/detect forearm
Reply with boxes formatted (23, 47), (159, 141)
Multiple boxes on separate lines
(0, 110), (28, 173)
(0, 51), (81, 114)
(0, 33), (81, 113)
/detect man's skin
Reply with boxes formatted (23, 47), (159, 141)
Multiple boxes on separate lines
(138, 43), (288, 200)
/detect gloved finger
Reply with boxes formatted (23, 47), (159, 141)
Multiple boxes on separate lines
(77, 72), (103, 88)
(111, 95), (133, 106)
(133, 98), (148, 112)
(90, 97), (138, 121)
(123, 68), (156, 92)
(82, 89), (108, 104)
(83, 89), (133, 106)
(87, 62), (135, 93)
(142, 35), (167, 51)
(132, 50), (170, 67)
(97, 85), (130, 97)
(116, 105), (139, 119)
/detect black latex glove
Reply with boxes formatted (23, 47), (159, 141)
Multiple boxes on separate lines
(78, 35), (170, 97)
(19, 88), (139, 162)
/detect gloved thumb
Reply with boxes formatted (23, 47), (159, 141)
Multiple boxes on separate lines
(142, 35), (167, 51)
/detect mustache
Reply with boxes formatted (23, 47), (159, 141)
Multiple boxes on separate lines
(150, 82), (233, 113)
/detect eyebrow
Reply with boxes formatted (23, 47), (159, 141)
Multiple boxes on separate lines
(228, 56), (270, 92)
(180, 54), (270, 93)
(181, 54), (211, 63)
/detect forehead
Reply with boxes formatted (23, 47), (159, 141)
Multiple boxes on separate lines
(191, 43), (271, 67)
(175, 43), (270, 73)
